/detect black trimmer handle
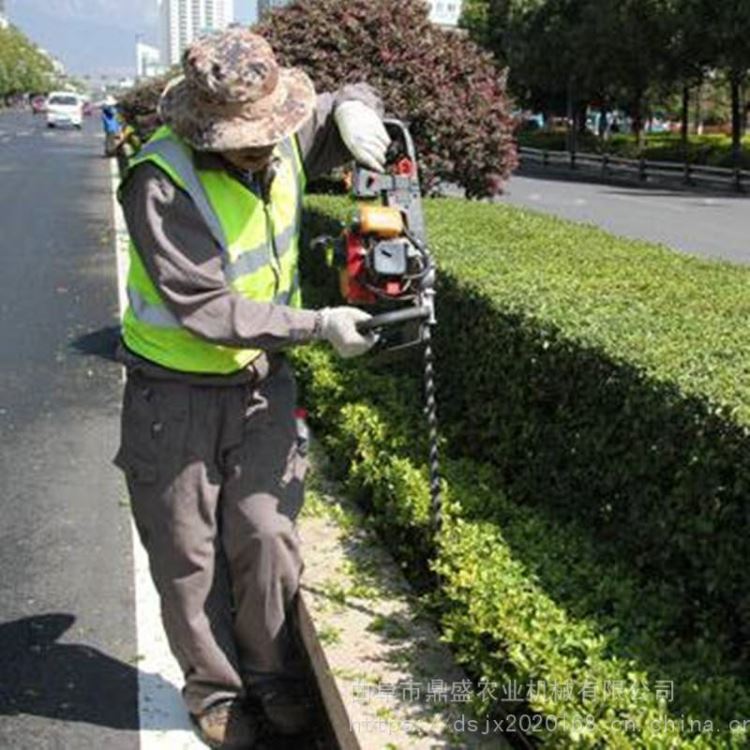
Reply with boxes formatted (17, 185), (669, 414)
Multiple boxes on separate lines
(383, 118), (418, 165)
(356, 306), (431, 334)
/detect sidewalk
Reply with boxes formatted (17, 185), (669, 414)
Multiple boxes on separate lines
(298, 445), (509, 750)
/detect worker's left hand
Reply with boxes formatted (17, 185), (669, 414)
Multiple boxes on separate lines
(334, 100), (391, 172)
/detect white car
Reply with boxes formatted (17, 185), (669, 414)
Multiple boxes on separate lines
(46, 92), (83, 129)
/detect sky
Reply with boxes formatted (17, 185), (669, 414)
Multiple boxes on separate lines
(6, 0), (258, 80)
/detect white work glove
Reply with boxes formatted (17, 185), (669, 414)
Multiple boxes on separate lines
(316, 307), (378, 359)
(334, 100), (391, 172)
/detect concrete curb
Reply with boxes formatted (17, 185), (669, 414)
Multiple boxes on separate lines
(297, 447), (510, 750)
(296, 596), (362, 750)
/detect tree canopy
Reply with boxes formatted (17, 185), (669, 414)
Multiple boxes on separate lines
(0, 25), (57, 99)
(463, 0), (750, 160)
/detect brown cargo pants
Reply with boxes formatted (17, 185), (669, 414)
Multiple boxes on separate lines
(114, 355), (308, 716)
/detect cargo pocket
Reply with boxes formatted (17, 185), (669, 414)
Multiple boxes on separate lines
(114, 376), (186, 485)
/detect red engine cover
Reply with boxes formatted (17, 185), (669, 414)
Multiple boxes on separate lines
(341, 231), (409, 304)
(342, 231), (378, 304)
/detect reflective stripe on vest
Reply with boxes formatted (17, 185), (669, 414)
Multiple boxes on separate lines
(225, 222), (297, 283)
(121, 125), (307, 374)
(127, 287), (180, 329)
(137, 137), (228, 252)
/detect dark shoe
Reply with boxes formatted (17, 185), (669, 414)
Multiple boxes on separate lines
(256, 679), (315, 736)
(191, 699), (259, 749)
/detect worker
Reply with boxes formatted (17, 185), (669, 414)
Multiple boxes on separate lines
(114, 28), (389, 750)
(114, 122), (142, 178)
(101, 97), (122, 157)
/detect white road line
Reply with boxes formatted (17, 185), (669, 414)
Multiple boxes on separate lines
(605, 191), (688, 213)
(109, 159), (205, 749)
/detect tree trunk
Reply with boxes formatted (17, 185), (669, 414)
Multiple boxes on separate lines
(566, 77), (577, 155)
(681, 84), (690, 163)
(730, 70), (742, 170)
(577, 103), (588, 136)
(632, 93), (645, 152)
(694, 78), (703, 135)
(599, 104), (610, 140)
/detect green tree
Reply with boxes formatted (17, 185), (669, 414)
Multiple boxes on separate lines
(707, 0), (750, 170)
(466, 0), (678, 149)
(461, 0), (569, 113)
(0, 25), (56, 101)
(580, 0), (675, 147)
(460, 0), (541, 66)
(658, 0), (713, 158)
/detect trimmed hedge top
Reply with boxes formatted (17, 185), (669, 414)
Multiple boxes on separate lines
(423, 198), (750, 425)
(299, 194), (750, 747)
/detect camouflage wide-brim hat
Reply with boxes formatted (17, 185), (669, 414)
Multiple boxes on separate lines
(159, 29), (316, 151)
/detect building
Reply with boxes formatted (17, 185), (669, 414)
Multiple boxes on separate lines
(0, 0), (8, 29)
(426, 0), (463, 27)
(137, 42), (166, 79)
(159, 0), (236, 67)
(257, 0), (289, 18)
(258, 0), (462, 26)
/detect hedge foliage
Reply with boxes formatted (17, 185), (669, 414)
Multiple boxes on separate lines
(257, 0), (517, 197)
(295, 194), (750, 747)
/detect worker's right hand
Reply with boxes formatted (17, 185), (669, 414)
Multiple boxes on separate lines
(317, 307), (377, 359)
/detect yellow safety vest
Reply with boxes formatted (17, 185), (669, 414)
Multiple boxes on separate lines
(120, 125), (306, 374)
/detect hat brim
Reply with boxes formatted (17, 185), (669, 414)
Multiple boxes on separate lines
(158, 68), (316, 151)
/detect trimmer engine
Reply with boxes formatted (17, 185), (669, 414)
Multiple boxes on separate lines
(314, 119), (444, 541)
(322, 119), (436, 354)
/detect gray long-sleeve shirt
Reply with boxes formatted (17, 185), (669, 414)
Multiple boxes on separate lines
(118, 83), (384, 383)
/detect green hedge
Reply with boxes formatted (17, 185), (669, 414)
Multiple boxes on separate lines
(425, 199), (750, 643)
(296, 195), (750, 747)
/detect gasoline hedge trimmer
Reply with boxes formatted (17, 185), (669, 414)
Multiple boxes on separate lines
(316, 119), (443, 536)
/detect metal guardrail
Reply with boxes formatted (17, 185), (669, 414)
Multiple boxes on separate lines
(519, 147), (750, 192)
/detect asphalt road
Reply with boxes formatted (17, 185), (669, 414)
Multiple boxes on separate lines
(0, 110), (139, 749)
(502, 170), (750, 264)
(0, 110), (337, 750)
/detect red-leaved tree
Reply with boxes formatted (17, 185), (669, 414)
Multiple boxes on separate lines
(257, 0), (517, 197)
